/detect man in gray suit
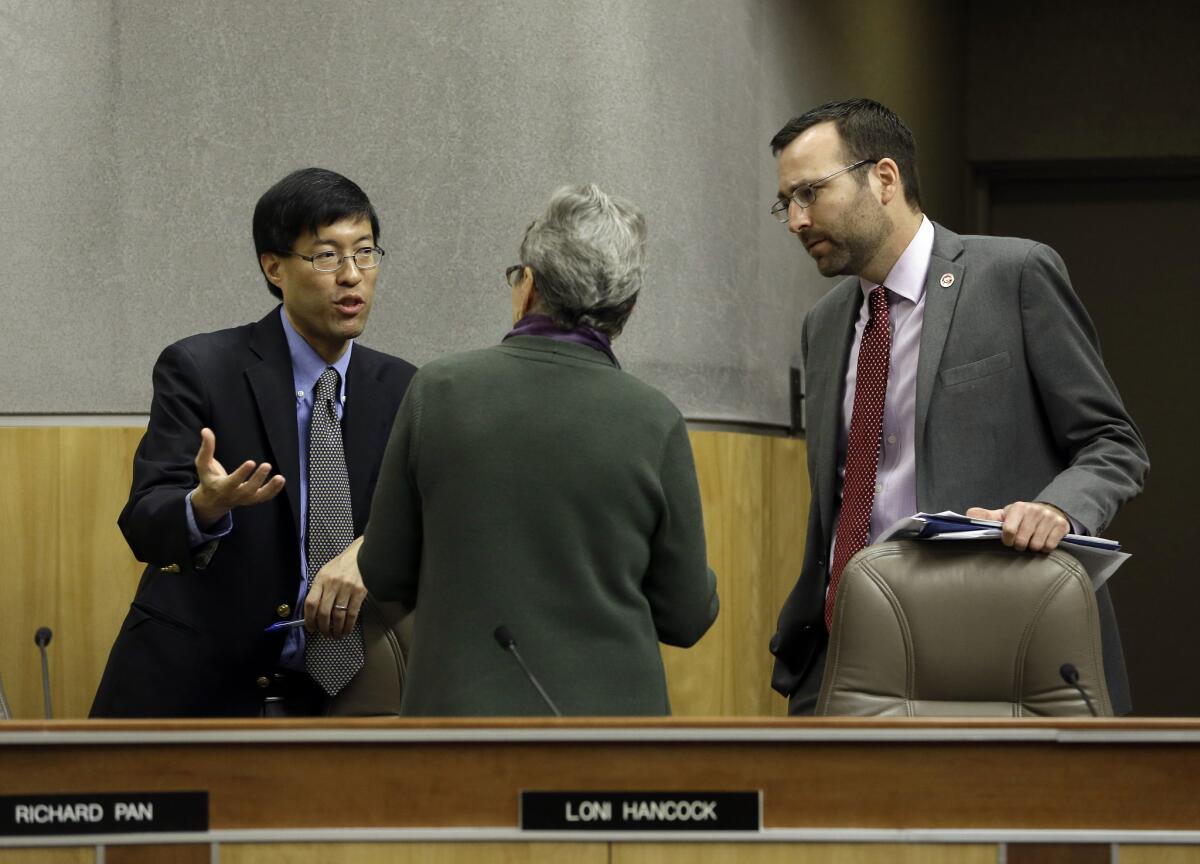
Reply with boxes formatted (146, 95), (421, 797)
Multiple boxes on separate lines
(767, 98), (1149, 715)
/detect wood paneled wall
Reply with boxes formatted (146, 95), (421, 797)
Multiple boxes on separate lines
(0, 427), (807, 719)
(667, 431), (808, 716)
(0, 428), (146, 721)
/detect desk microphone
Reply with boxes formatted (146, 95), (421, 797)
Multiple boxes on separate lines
(493, 625), (562, 717)
(0, 673), (12, 720)
(35, 627), (53, 719)
(1059, 663), (1097, 717)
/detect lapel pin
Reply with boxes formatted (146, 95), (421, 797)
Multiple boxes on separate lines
(940, 273), (955, 288)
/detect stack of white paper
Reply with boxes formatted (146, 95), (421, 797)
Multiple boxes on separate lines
(877, 511), (1129, 589)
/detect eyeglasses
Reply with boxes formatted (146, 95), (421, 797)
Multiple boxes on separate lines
(770, 159), (878, 223)
(288, 246), (386, 272)
(505, 264), (526, 288)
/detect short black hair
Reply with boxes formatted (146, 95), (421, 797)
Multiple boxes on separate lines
(770, 97), (921, 211)
(252, 168), (380, 298)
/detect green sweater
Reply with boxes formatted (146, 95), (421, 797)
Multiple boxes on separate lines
(358, 335), (719, 715)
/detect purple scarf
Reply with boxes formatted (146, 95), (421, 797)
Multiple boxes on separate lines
(503, 314), (620, 368)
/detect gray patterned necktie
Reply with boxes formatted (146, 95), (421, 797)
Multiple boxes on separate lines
(304, 367), (364, 695)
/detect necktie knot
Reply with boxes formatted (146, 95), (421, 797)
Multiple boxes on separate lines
(314, 367), (340, 403)
(868, 285), (889, 325)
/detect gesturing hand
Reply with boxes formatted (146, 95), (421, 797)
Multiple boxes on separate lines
(965, 501), (1070, 553)
(190, 427), (286, 528)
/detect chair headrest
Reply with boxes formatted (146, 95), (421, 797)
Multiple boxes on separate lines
(817, 540), (1112, 717)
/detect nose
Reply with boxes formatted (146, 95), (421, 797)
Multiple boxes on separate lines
(336, 256), (362, 286)
(787, 200), (811, 234)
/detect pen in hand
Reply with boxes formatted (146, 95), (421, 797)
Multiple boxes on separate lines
(264, 618), (307, 634)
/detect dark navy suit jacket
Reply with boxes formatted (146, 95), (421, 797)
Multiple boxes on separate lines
(92, 307), (416, 716)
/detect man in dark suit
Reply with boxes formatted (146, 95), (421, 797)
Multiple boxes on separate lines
(767, 99), (1149, 715)
(92, 168), (417, 717)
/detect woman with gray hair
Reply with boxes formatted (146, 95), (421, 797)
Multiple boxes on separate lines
(352, 183), (719, 715)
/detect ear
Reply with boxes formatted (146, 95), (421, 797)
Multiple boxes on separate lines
(521, 281), (542, 319)
(260, 252), (287, 293)
(511, 266), (539, 325)
(874, 158), (902, 206)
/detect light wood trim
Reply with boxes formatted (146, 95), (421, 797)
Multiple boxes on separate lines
(612, 844), (996, 863)
(220, 843), (607, 864)
(1120, 848), (1200, 863)
(0, 427), (807, 719)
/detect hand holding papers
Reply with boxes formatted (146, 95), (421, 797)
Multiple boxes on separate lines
(878, 511), (1129, 589)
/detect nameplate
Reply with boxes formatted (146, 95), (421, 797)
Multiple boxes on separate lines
(520, 791), (760, 831)
(0, 792), (208, 836)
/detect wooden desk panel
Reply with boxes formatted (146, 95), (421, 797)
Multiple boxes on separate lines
(2, 719), (1198, 833)
(612, 845), (997, 864)
(219, 842), (607, 864)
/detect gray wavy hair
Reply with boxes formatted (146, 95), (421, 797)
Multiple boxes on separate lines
(519, 183), (646, 338)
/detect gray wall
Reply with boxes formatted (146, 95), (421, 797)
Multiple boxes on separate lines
(2, 0), (966, 425)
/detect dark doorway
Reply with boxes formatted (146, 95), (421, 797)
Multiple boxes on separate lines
(981, 168), (1200, 715)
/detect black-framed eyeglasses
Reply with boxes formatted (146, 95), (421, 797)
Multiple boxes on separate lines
(286, 246), (386, 272)
(770, 159), (878, 223)
(505, 264), (526, 288)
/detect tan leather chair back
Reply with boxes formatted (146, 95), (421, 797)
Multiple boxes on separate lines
(817, 540), (1112, 717)
(326, 597), (411, 716)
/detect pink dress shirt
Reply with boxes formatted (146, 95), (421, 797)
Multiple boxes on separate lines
(831, 216), (934, 560)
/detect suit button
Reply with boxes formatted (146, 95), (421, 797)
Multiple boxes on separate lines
(160, 563), (181, 573)
(276, 604), (291, 618)
(256, 676), (270, 689)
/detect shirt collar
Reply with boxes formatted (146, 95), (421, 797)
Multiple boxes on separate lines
(279, 306), (352, 404)
(859, 214), (934, 304)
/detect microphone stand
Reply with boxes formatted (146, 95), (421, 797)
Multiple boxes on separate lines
(1059, 663), (1098, 717)
(35, 627), (53, 720)
(493, 625), (562, 717)
(0, 673), (12, 720)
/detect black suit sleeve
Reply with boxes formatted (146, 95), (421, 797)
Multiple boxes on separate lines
(118, 341), (212, 572)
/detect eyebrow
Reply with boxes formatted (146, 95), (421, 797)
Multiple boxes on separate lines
(310, 233), (373, 247)
(783, 175), (820, 193)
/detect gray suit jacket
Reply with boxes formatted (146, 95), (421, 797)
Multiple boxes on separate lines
(770, 223), (1149, 714)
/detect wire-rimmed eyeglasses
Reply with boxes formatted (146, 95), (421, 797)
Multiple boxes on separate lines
(505, 265), (527, 288)
(770, 159), (878, 223)
(287, 246), (386, 272)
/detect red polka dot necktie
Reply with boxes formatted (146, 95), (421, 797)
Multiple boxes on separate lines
(826, 285), (891, 631)
(304, 367), (365, 696)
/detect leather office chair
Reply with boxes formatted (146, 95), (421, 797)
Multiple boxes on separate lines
(817, 540), (1112, 717)
(326, 597), (411, 716)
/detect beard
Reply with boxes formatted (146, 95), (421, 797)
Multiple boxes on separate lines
(806, 186), (891, 278)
